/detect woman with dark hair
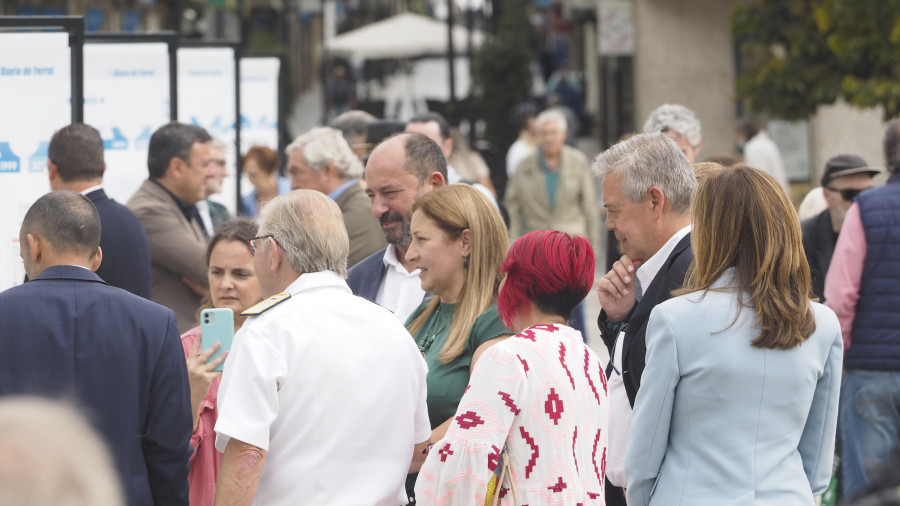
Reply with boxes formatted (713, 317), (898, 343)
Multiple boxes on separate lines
(624, 166), (843, 505)
(240, 145), (289, 218)
(415, 229), (609, 504)
(180, 218), (261, 506)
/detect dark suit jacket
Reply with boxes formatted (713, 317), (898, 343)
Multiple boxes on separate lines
(336, 182), (387, 268)
(0, 266), (192, 505)
(599, 233), (693, 407)
(346, 246), (389, 302)
(801, 209), (836, 303)
(87, 188), (152, 299)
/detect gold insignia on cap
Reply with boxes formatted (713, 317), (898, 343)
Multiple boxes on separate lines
(240, 292), (291, 317)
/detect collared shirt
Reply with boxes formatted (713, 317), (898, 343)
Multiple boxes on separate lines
(375, 246), (426, 324)
(825, 203), (866, 350)
(327, 179), (358, 201)
(149, 179), (207, 237)
(195, 200), (215, 237)
(215, 271), (431, 505)
(606, 224), (692, 487)
(81, 184), (103, 196)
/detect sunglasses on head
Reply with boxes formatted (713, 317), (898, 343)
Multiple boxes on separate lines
(826, 187), (864, 201)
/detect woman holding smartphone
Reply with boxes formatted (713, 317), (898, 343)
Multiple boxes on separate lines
(180, 218), (261, 506)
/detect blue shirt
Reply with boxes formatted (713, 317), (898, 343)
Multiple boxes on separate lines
(328, 179), (358, 201)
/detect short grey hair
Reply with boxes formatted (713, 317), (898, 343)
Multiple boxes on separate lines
(592, 132), (696, 214)
(535, 109), (567, 132)
(258, 190), (350, 277)
(210, 138), (227, 151)
(330, 110), (377, 142)
(643, 104), (702, 148)
(285, 127), (363, 179)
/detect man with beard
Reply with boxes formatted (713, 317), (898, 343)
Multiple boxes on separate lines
(347, 133), (447, 323)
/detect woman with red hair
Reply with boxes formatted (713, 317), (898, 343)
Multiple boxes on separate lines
(415, 230), (610, 505)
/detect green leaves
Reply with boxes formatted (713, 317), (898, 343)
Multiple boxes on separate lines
(734, 0), (900, 120)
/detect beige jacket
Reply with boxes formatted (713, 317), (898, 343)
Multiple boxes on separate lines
(127, 179), (208, 333)
(504, 145), (599, 250)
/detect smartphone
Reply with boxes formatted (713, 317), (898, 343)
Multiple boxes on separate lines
(200, 308), (235, 373)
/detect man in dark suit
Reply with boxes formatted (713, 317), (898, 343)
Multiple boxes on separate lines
(0, 191), (192, 505)
(592, 132), (697, 506)
(346, 133), (446, 323)
(801, 154), (879, 303)
(46, 123), (151, 298)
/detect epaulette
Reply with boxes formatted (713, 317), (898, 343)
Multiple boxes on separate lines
(240, 292), (291, 317)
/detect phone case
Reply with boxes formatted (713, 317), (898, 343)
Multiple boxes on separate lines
(200, 308), (235, 372)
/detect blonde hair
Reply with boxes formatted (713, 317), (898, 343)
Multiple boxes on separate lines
(406, 184), (509, 363)
(679, 165), (815, 349)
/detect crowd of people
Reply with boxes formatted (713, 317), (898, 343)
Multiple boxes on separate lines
(0, 98), (897, 506)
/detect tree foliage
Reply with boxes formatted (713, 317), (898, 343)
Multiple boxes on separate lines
(471, 0), (537, 150)
(734, 0), (900, 120)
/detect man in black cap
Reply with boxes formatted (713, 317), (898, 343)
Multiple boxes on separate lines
(801, 154), (880, 302)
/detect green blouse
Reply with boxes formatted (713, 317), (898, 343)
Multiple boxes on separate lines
(406, 300), (512, 429)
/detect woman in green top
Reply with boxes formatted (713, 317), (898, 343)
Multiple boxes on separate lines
(404, 184), (513, 499)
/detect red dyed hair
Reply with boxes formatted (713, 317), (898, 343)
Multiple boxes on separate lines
(498, 230), (594, 328)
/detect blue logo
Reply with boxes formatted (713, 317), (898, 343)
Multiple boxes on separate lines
(0, 142), (20, 173)
(135, 127), (151, 150)
(29, 141), (49, 172)
(103, 128), (129, 150)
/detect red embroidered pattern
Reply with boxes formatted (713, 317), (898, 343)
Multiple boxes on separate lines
(592, 429), (603, 486)
(519, 426), (539, 478)
(518, 328), (538, 341)
(548, 477), (567, 493)
(438, 442), (454, 462)
(584, 347), (601, 405)
(601, 447), (608, 486)
(572, 427), (579, 475)
(532, 324), (560, 333)
(517, 354), (530, 376)
(488, 445), (500, 472)
(600, 361), (608, 395)
(455, 410), (485, 430)
(545, 388), (564, 425)
(559, 342), (576, 390)
(499, 391), (521, 415)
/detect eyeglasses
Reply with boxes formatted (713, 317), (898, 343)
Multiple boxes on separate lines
(248, 235), (278, 255)
(826, 186), (866, 201)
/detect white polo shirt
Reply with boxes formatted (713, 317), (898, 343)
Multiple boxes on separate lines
(215, 271), (431, 505)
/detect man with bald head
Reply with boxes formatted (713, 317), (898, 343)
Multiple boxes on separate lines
(346, 132), (447, 323)
(0, 191), (192, 506)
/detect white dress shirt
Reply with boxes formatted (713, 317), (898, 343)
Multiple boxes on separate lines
(375, 245), (427, 324)
(606, 224), (691, 487)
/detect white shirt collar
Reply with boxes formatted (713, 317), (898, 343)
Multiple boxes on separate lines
(382, 245), (419, 276)
(635, 224), (692, 294)
(80, 184), (103, 195)
(285, 270), (351, 296)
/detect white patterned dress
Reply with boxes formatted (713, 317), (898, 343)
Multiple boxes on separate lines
(415, 324), (610, 505)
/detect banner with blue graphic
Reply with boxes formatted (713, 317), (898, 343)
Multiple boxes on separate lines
(84, 42), (172, 203)
(240, 56), (280, 153)
(0, 32), (71, 291)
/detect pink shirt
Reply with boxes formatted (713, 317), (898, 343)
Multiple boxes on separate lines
(181, 327), (223, 506)
(824, 203), (867, 351)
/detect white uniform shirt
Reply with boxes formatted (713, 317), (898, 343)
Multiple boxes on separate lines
(375, 245), (427, 324)
(215, 271), (431, 505)
(606, 225), (691, 487)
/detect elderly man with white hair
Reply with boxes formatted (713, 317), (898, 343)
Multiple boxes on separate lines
(643, 103), (703, 162)
(503, 108), (599, 251)
(214, 190), (430, 506)
(285, 127), (385, 267)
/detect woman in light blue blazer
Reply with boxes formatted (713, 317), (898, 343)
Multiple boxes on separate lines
(625, 165), (843, 506)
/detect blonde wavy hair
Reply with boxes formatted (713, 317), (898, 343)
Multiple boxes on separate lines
(678, 165), (816, 349)
(406, 184), (509, 363)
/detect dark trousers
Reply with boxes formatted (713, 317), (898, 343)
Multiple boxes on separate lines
(606, 477), (627, 506)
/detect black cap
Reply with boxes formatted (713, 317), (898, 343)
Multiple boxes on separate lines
(821, 155), (880, 187)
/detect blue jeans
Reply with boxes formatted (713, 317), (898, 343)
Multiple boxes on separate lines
(840, 369), (900, 499)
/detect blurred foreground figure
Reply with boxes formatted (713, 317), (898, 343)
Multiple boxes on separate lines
(214, 190), (429, 506)
(626, 166), (842, 505)
(643, 104), (702, 162)
(0, 397), (123, 506)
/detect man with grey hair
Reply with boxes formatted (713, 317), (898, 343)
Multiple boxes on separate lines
(643, 103), (703, 162)
(593, 132), (696, 506)
(330, 109), (377, 163)
(196, 138), (231, 235)
(286, 127), (385, 267)
(347, 133), (447, 323)
(214, 190), (430, 505)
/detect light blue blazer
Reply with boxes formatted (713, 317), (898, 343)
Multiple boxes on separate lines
(625, 269), (842, 506)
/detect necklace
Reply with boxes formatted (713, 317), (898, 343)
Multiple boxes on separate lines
(418, 305), (452, 357)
